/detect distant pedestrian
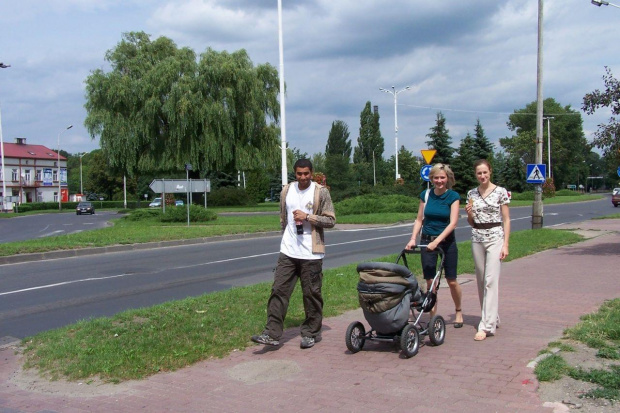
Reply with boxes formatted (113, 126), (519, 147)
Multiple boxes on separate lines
(406, 163), (463, 327)
(251, 159), (336, 349)
(465, 159), (511, 341)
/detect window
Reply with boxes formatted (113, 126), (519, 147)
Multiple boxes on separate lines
(12, 169), (18, 181)
(53, 170), (58, 181)
(36, 169), (42, 181)
(25, 170), (31, 181)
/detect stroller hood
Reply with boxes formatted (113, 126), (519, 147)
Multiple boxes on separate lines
(356, 261), (421, 334)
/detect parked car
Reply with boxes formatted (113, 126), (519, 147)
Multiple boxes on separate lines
(76, 202), (95, 215)
(149, 197), (162, 208)
(175, 199), (184, 206)
(612, 188), (620, 207)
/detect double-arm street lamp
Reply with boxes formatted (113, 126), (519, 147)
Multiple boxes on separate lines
(380, 85), (411, 181)
(591, 0), (620, 8)
(57, 125), (73, 210)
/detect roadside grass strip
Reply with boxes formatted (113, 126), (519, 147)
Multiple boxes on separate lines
(535, 298), (620, 403)
(20, 229), (582, 383)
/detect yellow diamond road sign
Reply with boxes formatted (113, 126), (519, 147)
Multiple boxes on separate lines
(421, 149), (437, 165)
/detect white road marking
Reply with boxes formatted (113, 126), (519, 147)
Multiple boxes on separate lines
(38, 230), (64, 238)
(0, 274), (128, 296)
(0, 215), (537, 296)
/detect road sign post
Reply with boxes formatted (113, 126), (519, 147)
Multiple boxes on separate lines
(420, 165), (432, 182)
(421, 149), (437, 165)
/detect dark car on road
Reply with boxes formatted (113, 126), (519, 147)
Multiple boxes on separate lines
(76, 201), (95, 215)
(613, 188), (620, 207)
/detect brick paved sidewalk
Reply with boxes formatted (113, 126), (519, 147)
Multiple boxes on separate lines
(1, 221), (618, 413)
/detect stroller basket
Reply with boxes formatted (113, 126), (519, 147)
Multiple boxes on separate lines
(356, 261), (422, 335)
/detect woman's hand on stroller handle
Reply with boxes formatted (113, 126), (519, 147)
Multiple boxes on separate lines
(405, 239), (417, 250)
(403, 245), (445, 257)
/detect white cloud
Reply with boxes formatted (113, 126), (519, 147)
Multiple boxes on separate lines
(1, 0), (619, 161)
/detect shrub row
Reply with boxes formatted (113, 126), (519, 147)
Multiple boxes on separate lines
(335, 194), (418, 215)
(123, 205), (217, 223)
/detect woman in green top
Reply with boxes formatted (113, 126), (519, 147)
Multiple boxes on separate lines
(406, 163), (463, 327)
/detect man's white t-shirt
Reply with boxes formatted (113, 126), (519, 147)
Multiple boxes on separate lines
(280, 181), (323, 260)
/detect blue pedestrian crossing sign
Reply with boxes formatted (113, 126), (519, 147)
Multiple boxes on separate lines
(420, 164), (432, 182)
(526, 164), (546, 184)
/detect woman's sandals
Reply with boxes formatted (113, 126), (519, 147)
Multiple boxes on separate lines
(474, 331), (487, 341)
(454, 309), (463, 328)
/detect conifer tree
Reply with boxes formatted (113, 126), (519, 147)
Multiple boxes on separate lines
(452, 133), (478, 196)
(425, 112), (455, 165)
(473, 119), (495, 161)
(325, 120), (352, 190)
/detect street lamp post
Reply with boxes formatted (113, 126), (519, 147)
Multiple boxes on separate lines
(79, 152), (85, 196)
(372, 150), (376, 186)
(543, 116), (554, 178)
(277, 0), (288, 188)
(0, 62), (10, 212)
(57, 125), (73, 210)
(380, 86), (411, 181)
(591, 0), (620, 9)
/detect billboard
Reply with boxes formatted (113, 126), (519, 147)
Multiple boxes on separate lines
(43, 168), (53, 186)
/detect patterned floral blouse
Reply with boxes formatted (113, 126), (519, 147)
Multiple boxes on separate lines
(467, 186), (510, 243)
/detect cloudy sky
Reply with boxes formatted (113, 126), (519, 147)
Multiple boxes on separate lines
(1, 0), (619, 164)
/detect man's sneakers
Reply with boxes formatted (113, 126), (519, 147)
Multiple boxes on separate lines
(251, 333), (318, 349)
(300, 336), (315, 349)
(251, 333), (279, 346)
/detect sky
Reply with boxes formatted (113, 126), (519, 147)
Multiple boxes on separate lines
(1, 0), (619, 164)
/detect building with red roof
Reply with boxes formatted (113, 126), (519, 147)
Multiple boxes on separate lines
(1, 137), (67, 208)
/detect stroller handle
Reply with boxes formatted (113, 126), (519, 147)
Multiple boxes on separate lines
(397, 246), (445, 269)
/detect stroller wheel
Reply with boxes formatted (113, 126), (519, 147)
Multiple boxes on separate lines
(400, 324), (420, 358)
(429, 315), (446, 346)
(345, 321), (366, 353)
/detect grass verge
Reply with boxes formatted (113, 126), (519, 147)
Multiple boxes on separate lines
(21, 228), (582, 383)
(535, 298), (620, 403)
(0, 192), (603, 257)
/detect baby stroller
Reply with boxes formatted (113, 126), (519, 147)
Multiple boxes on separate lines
(345, 246), (446, 358)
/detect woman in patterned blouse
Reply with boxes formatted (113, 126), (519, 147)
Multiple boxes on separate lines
(465, 159), (511, 341)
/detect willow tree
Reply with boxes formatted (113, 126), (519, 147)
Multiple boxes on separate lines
(84, 31), (281, 178)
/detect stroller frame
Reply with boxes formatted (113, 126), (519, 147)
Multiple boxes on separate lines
(345, 246), (447, 358)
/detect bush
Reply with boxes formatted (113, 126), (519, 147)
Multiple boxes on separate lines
(542, 179), (556, 198)
(510, 191), (535, 201)
(15, 204), (33, 212)
(555, 189), (580, 197)
(159, 205), (217, 223)
(208, 187), (255, 207)
(329, 183), (418, 203)
(335, 194), (418, 215)
(123, 208), (162, 221)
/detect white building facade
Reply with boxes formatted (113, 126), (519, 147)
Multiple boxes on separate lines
(0, 138), (67, 208)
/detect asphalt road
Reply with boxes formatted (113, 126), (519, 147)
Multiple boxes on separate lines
(0, 196), (615, 340)
(0, 209), (119, 243)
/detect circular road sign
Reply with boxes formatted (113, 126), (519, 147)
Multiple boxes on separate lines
(420, 164), (432, 182)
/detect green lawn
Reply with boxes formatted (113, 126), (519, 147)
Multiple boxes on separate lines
(21, 228), (583, 383)
(0, 194), (604, 257)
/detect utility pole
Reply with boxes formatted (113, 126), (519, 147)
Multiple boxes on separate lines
(532, 0), (544, 229)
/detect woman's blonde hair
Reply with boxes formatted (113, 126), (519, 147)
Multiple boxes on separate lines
(429, 163), (455, 189)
